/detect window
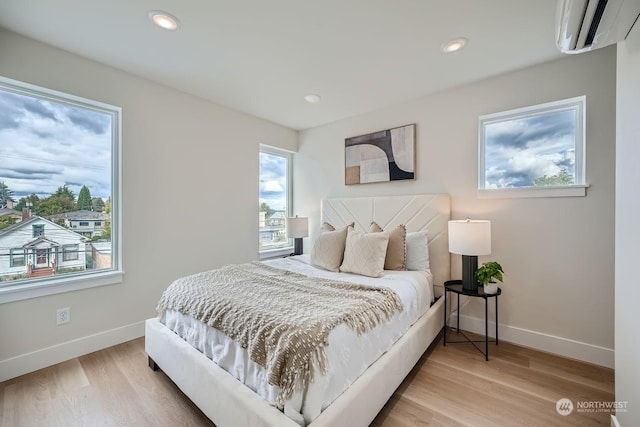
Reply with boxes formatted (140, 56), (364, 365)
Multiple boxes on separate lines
(479, 96), (587, 198)
(259, 146), (292, 257)
(0, 76), (122, 303)
(94, 221), (101, 226)
(32, 224), (44, 237)
(10, 249), (25, 267)
(62, 244), (79, 261)
(79, 221), (89, 226)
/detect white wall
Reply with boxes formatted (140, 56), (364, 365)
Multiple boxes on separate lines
(0, 29), (297, 380)
(295, 47), (616, 367)
(615, 24), (640, 427)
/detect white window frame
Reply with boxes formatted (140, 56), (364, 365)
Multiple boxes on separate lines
(259, 145), (293, 259)
(0, 76), (123, 304)
(478, 96), (588, 199)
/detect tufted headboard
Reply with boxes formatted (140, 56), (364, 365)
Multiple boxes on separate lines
(321, 194), (451, 296)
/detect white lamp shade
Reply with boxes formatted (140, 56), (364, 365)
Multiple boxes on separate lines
(448, 220), (491, 255)
(286, 216), (309, 238)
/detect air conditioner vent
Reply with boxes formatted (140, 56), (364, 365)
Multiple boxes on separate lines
(556, 0), (640, 54)
(585, 0), (609, 46)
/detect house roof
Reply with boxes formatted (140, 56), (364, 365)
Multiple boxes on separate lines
(22, 236), (61, 248)
(0, 215), (88, 241)
(46, 210), (109, 221)
(0, 208), (21, 217)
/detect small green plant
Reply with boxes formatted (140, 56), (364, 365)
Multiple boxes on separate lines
(475, 261), (504, 286)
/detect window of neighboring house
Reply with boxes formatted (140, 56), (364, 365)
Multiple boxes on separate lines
(10, 249), (25, 267)
(79, 221), (89, 226)
(94, 221), (101, 226)
(259, 145), (292, 258)
(62, 244), (79, 261)
(0, 75), (122, 303)
(32, 224), (44, 237)
(478, 96), (587, 198)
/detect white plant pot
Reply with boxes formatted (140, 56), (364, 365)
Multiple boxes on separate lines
(483, 282), (498, 294)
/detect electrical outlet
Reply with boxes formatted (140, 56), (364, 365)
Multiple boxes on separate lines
(56, 307), (70, 325)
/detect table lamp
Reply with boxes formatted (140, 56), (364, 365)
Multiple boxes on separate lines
(448, 219), (491, 291)
(286, 216), (309, 256)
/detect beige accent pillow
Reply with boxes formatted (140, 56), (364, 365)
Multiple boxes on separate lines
(340, 227), (389, 278)
(310, 224), (351, 271)
(370, 222), (407, 271)
(406, 230), (429, 270)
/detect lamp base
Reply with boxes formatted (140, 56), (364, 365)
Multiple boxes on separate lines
(461, 255), (479, 292)
(293, 238), (303, 256)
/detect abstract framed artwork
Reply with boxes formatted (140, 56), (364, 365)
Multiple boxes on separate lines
(345, 124), (415, 185)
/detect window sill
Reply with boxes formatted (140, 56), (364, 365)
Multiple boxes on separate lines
(259, 247), (294, 260)
(0, 270), (124, 304)
(478, 185), (589, 199)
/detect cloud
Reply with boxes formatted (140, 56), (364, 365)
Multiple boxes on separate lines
(485, 110), (574, 149)
(67, 109), (110, 134)
(259, 152), (287, 210)
(483, 111), (576, 188)
(261, 180), (284, 193)
(0, 86), (113, 200)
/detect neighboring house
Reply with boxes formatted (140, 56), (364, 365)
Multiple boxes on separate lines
(0, 215), (87, 280)
(89, 241), (112, 270)
(46, 210), (110, 238)
(0, 207), (23, 223)
(267, 211), (286, 226)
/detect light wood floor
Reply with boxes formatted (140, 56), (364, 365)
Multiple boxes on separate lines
(0, 330), (614, 427)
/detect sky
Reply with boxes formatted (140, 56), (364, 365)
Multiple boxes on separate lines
(259, 151), (287, 211)
(483, 109), (577, 188)
(0, 87), (112, 202)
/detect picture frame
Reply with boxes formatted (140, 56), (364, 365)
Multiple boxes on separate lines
(345, 124), (415, 185)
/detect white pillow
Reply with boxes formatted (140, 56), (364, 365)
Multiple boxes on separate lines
(406, 231), (430, 271)
(339, 227), (389, 278)
(310, 224), (350, 272)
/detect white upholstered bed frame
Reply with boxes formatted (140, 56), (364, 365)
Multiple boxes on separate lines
(145, 194), (450, 427)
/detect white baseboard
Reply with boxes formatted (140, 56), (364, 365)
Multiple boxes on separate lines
(0, 320), (145, 382)
(448, 313), (614, 368)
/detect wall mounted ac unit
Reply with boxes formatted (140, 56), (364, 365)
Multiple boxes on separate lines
(556, 0), (640, 53)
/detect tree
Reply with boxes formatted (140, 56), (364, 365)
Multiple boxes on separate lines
(0, 216), (16, 230)
(54, 185), (75, 202)
(534, 169), (574, 187)
(101, 219), (111, 240)
(92, 197), (105, 212)
(260, 202), (275, 219)
(104, 197), (111, 214)
(33, 185), (77, 216)
(15, 194), (40, 211)
(77, 185), (93, 210)
(0, 181), (15, 209)
(35, 195), (75, 216)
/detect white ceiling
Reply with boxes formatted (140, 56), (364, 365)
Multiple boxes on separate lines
(0, 0), (564, 130)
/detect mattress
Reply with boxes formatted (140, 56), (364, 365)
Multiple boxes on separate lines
(160, 255), (434, 425)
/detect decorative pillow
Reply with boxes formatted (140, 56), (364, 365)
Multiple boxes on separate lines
(339, 227), (389, 278)
(405, 230), (430, 271)
(310, 223), (351, 271)
(369, 222), (406, 271)
(321, 222), (336, 232)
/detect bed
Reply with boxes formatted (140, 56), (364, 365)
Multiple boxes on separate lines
(145, 194), (450, 427)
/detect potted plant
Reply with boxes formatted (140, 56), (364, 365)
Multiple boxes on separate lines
(475, 261), (504, 294)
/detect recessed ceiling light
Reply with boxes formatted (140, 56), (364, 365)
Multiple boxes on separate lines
(441, 38), (468, 53)
(149, 10), (180, 31)
(304, 94), (321, 103)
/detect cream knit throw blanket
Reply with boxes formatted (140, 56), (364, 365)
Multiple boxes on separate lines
(156, 261), (403, 408)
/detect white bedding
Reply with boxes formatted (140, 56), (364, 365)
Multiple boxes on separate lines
(161, 255), (433, 426)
